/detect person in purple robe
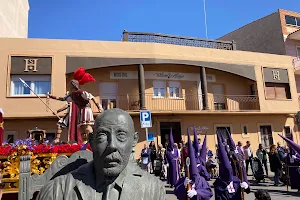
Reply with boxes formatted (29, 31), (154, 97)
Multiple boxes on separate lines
(193, 127), (201, 157)
(225, 130), (250, 189)
(174, 129), (213, 200)
(213, 132), (249, 200)
(198, 134), (211, 181)
(166, 128), (180, 187)
(279, 134), (300, 192)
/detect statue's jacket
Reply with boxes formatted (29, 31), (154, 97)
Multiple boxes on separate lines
(37, 161), (166, 200)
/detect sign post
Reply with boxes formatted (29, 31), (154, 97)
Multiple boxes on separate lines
(140, 110), (152, 144)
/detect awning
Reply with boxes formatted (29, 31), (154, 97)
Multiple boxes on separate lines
(288, 29), (300, 40)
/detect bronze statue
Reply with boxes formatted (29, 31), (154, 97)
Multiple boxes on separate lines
(37, 108), (166, 200)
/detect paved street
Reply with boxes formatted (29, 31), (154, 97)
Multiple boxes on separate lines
(164, 175), (300, 200)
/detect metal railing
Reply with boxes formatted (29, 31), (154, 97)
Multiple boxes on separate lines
(122, 30), (236, 50)
(91, 94), (259, 112)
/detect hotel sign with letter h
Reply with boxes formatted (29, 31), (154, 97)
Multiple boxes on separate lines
(24, 59), (38, 72)
(272, 70), (280, 81)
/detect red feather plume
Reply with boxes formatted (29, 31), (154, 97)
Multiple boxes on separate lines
(73, 67), (96, 85)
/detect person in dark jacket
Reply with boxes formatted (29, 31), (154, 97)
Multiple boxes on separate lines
(141, 143), (151, 172)
(256, 144), (268, 177)
(268, 144), (282, 186)
(149, 141), (157, 173)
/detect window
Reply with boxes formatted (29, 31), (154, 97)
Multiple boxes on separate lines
(153, 80), (166, 97)
(284, 126), (292, 140)
(216, 126), (231, 144)
(10, 75), (51, 96)
(286, 16), (297, 26)
(243, 126), (248, 135)
(265, 82), (291, 99)
(99, 82), (117, 110)
(168, 81), (180, 98)
(297, 47), (300, 58)
(260, 125), (273, 149)
(241, 124), (249, 138)
(46, 133), (56, 142)
(7, 134), (14, 143)
(250, 84), (256, 95)
(101, 99), (117, 110)
(285, 16), (300, 26)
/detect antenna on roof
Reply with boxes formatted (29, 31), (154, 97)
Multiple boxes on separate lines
(203, 0), (208, 39)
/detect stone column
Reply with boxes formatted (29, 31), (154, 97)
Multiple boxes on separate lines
(200, 66), (209, 110)
(138, 64), (146, 110)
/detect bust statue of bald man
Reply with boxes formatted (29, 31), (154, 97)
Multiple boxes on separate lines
(37, 109), (166, 200)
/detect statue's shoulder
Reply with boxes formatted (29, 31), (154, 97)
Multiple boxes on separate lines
(38, 174), (75, 200)
(128, 163), (164, 187)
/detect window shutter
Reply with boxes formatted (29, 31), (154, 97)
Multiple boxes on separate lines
(168, 81), (180, 88)
(265, 85), (276, 99)
(275, 86), (287, 99)
(153, 80), (166, 88)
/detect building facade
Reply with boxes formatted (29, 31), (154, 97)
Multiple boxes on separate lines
(0, 0), (29, 38)
(0, 31), (298, 155)
(219, 9), (300, 96)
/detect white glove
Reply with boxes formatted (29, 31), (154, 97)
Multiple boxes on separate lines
(166, 163), (169, 167)
(292, 155), (297, 159)
(184, 177), (191, 187)
(240, 182), (249, 189)
(187, 186), (197, 198)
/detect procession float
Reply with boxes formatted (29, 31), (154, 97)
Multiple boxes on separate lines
(0, 68), (99, 197)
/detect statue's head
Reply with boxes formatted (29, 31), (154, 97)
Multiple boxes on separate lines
(69, 80), (79, 92)
(90, 108), (139, 177)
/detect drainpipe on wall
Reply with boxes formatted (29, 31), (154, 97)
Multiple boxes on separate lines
(138, 64), (146, 110)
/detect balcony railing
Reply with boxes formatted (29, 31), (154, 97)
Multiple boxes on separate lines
(122, 30), (236, 50)
(293, 57), (300, 71)
(91, 94), (260, 112)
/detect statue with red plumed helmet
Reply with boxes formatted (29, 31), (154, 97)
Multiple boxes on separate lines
(48, 67), (103, 144)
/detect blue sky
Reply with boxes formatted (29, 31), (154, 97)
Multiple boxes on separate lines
(28, 0), (300, 41)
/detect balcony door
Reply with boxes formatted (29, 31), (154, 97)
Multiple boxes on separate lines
(160, 122), (182, 147)
(260, 125), (273, 149)
(99, 82), (118, 110)
(212, 84), (226, 110)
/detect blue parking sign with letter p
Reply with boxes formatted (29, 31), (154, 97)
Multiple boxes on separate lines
(140, 110), (152, 128)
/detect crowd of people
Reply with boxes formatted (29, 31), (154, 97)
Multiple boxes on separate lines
(138, 129), (300, 200)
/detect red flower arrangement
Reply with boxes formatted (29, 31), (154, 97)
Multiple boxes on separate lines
(0, 143), (92, 156)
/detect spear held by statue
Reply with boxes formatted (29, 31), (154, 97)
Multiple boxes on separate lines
(19, 78), (62, 120)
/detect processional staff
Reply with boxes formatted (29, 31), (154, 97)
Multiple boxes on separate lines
(186, 157), (191, 200)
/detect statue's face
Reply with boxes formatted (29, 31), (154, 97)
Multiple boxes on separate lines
(92, 110), (138, 177)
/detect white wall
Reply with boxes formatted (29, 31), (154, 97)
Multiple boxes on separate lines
(0, 0), (29, 38)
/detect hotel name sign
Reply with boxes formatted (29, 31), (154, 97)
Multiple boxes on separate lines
(110, 71), (216, 82)
(263, 67), (289, 84)
(10, 56), (52, 75)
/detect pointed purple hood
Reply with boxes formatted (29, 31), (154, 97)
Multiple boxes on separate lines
(217, 131), (233, 184)
(193, 126), (200, 154)
(187, 128), (199, 182)
(225, 130), (236, 152)
(168, 127), (175, 151)
(290, 133), (295, 155)
(200, 135), (207, 161)
(279, 134), (300, 155)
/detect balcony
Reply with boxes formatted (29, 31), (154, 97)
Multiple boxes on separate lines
(91, 94), (260, 113)
(122, 30), (236, 51)
(293, 57), (300, 74)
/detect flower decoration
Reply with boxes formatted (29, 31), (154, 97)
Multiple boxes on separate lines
(0, 138), (92, 156)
